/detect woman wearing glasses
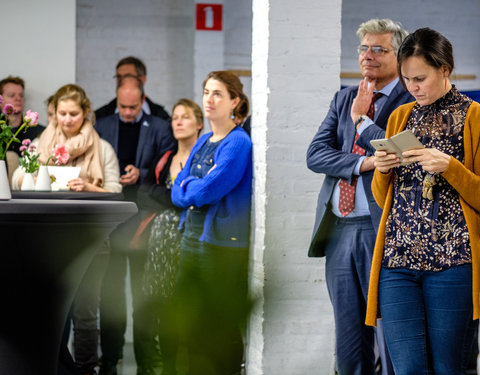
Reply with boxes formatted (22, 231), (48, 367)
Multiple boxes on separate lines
(367, 28), (480, 374)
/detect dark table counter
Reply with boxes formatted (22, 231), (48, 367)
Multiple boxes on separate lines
(0, 198), (137, 375)
(12, 191), (124, 201)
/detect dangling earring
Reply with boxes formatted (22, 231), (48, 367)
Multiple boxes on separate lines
(230, 113), (235, 120)
(443, 68), (449, 90)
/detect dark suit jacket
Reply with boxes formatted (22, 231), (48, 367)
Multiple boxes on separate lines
(306, 81), (414, 257)
(95, 113), (174, 183)
(95, 96), (171, 122)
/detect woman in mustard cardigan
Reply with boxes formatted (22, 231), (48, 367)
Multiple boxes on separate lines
(368, 28), (480, 374)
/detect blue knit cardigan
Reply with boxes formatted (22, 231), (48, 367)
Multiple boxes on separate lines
(172, 126), (252, 248)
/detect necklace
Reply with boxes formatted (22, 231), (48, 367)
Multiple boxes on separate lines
(422, 173), (436, 200)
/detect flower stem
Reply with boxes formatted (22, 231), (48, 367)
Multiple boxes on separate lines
(1, 122), (29, 160)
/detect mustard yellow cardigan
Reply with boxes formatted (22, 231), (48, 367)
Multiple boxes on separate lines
(366, 100), (480, 326)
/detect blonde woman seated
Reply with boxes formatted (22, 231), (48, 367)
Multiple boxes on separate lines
(12, 84), (121, 193)
(12, 83), (121, 375)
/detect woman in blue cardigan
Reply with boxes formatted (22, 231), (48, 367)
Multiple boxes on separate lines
(172, 70), (252, 375)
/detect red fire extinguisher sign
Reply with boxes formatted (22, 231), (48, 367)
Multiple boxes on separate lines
(196, 4), (223, 31)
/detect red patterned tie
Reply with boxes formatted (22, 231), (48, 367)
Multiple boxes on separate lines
(338, 93), (382, 216)
(367, 92), (383, 119)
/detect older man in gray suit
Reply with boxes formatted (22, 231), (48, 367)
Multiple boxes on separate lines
(307, 19), (413, 375)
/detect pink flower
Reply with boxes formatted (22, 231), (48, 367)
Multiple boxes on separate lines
(24, 110), (39, 126)
(18, 139), (41, 173)
(3, 104), (14, 116)
(53, 144), (69, 165)
(0, 106), (39, 161)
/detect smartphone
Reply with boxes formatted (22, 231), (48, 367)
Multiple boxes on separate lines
(370, 130), (424, 165)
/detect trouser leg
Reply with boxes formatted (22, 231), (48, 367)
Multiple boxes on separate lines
(325, 217), (376, 375)
(374, 318), (394, 375)
(99, 250), (127, 367)
(58, 316), (80, 375)
(72, 247), (110, 373)
(380, 264), (476, 375)
(424, 264), (475, 375)
(157, 298), (178, 375)
(129, 251), (160, 372)
(176, 238), (248, 375)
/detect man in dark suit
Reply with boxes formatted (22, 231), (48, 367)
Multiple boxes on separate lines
(95, 55), (170, 122)
(306, 19), (414, 375)
(96, 75), (173, 375)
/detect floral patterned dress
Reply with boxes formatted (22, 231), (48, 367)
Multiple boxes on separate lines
(382, 86), (472, 271)
(142, 173), (182, 298)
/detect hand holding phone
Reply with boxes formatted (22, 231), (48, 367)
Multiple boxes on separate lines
(370, 130), (424, 165)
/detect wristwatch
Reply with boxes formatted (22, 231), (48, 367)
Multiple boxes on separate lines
(354, 114), (369, 127)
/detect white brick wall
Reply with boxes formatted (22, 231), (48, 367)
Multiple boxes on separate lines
(76, 0), (195, 115)
(248, 0), (341, 373)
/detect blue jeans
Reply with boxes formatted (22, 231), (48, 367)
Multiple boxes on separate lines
(379, 265), (476, 375)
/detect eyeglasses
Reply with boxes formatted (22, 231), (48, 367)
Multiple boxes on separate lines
(357, 45), (392, 55)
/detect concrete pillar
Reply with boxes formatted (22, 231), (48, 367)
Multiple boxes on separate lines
(248, 0), (342, 373)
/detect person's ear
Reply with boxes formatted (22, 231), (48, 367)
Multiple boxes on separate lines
(232, 97), (240, 110)
(442, 65), (450, 78)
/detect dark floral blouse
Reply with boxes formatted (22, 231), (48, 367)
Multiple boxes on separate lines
(382, 86), (472, 271)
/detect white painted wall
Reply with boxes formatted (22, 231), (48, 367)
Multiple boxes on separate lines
(0, 0), (76, 125)
(76, 0), (195, 117)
